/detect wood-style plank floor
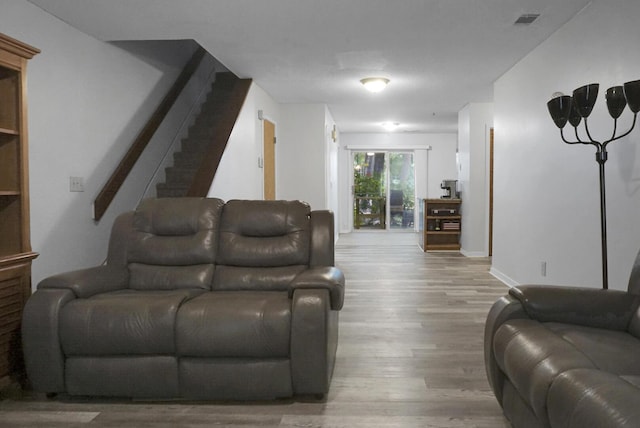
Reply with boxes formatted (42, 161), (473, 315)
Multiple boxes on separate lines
(0, 232), (511, 427)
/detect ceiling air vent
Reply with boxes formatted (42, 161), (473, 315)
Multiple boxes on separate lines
(515, 14), (540, 25)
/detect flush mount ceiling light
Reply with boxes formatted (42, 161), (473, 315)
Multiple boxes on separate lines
(381, 122), (400, 131)
(360, 77), (390, 93)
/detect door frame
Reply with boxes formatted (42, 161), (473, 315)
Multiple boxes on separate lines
(263, 118), (276, 200)
(489, 127), (494, 256)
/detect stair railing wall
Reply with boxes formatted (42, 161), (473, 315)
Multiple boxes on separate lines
(187, 78), (252, 197)
(92, 46), (207, 221)
(139, 58), (220, 201)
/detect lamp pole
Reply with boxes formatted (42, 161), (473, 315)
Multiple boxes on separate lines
(596, 148), (608, 290)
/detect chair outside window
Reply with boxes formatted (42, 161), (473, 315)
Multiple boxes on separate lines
(389, 190), (404, 227)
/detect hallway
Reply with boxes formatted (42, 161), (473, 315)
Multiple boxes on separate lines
(329, 232), (510, 426)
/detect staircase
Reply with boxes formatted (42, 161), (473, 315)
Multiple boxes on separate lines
(156, 72), (247, 198)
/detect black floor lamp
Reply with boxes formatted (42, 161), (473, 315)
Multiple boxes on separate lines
(547, 80), (640, 290)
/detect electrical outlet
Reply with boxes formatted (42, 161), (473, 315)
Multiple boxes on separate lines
(541, 261), (547, 277)
(70, 176), (84, 192)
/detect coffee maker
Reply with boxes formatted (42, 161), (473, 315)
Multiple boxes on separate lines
(440, 179), (458, 199)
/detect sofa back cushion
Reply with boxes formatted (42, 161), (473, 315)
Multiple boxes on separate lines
(214, 200), (310, 291)
(628, 307), (640, 338)
(625, 246), (640, 337)
(628, 246), (640, 295)
(127, 197), (224, 290)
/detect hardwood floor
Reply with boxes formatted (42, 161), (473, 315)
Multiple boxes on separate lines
(0, 232), (511, 427)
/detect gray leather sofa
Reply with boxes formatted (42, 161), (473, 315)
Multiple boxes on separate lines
(22, 197), (344, 400)
(485, 252), (640, 428)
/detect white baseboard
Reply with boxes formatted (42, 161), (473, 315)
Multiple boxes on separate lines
(460, 249), (488, 257)
(489, 267), (519, 288)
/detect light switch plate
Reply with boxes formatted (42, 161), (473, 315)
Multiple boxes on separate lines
(70, 176), (84, 192)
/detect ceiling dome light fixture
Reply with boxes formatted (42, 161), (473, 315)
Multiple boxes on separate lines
(381, 122), (400, 131)
(360, 77), (390, 93)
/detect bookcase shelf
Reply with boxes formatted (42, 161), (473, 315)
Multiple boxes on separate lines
(419, 199), (462, 251)
(0, 32), (39, 389)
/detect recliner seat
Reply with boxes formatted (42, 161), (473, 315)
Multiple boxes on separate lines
(485, 250), (640, 428)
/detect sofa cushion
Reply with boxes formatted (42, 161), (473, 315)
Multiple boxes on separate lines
(547, 369), (640, 428)
(213, 265), (306, 292)
(176, 291), (291, 358)
(544, 322), (640, 375)
(127, 197), (224, 290)
(493, 319), (596, 423)
(179, 358), (292, 400)
(216, 200), (310, 268)
(65, 356), (179, 398)
(133, 197), (223, 236)
(628, 305), (640, 338)
(621, 375), (640, 388)
(129, 263), (215, 291)
(60, 290), (202, 355)
(495, 318), (640, 426)
(501, 380), (546, 428)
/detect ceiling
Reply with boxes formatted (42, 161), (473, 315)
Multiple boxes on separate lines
(27, 0), (592, 134)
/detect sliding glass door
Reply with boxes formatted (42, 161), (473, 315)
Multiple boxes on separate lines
(352, 151), (414, 231)
(353, 152), (386, 229)
(388, 152), (415, 230)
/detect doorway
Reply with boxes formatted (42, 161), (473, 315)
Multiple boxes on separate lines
(352, 151), (415, 231)
(263, 119), (276, 200)
(489, 127), (494, 256)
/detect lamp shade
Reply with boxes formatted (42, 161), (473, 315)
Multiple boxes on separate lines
(624, 80), (640, 113)
(547, 95), (572, 128)
(572, 83), (599, 118)
(606, 86), (627, 119)
(568, 99), (582, 127)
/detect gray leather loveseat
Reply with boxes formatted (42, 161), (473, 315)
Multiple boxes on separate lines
(484, 252), (640, 427)
(22, 197), (344, 400)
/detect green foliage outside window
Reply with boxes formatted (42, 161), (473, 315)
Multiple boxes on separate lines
(354, 172), (383, 196)
(352, 152), (414, 228)
(388, 153), (415, 209)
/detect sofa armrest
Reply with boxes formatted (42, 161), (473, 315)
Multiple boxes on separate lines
(510, 285), (640, 331)
(310, 210), (335, 267)
(38, 265), (129, 298)
(484, 294), (528, 405)
(22, 288), (76, 393)
(290, 288), (339, 396)
(289, 266), (345, 310)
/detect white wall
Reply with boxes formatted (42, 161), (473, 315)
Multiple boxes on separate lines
(208, 96), (339, 230)
(2, 0), (213, 287)
(325, 107), (340, 236)
(458, 102), (493, 257)
(338, 133), (457, 233)
(277, 104), (328, 210)
(208, 82), (280, 201)
(492, 0), (640, 290)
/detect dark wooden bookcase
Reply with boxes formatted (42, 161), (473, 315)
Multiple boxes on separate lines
(419, 198), (462, 251)
(0, 32), (39, 388)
